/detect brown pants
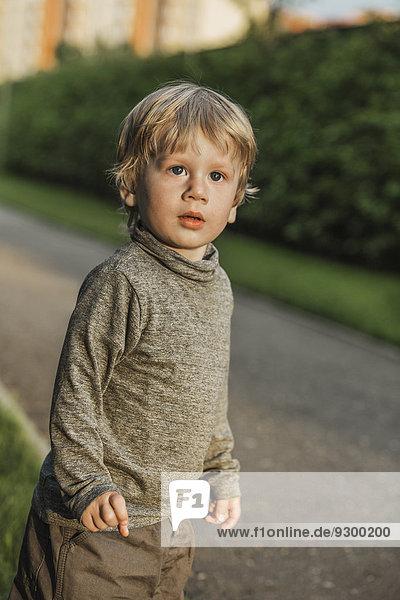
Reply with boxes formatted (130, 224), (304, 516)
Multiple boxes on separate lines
(9, 509), (194, 600)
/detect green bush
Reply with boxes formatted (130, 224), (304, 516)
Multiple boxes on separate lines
(238, 24), (400, 270)
(3, 21), (400, 270)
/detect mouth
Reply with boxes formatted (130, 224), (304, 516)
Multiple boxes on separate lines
(179, 211), (205, 221)
(178, 211), (205, 229)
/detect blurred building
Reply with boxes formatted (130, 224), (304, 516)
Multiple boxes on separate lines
(278, 6), (399, 34)
(0, 0), (269, 82)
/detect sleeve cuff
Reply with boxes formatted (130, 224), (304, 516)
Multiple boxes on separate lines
(202, 471), (241, 500)
(68, 483), (119, 522)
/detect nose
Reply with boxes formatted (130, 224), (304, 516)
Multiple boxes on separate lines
(182, 175), (208, 203)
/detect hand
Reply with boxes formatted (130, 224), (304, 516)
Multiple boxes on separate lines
(81, 491), (129, 537)
(204, 496), (241, 530)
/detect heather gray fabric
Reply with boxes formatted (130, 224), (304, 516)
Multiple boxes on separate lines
(32, 221), (239, 530)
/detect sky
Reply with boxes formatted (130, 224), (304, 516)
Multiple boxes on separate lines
(291, 0), (400, 18)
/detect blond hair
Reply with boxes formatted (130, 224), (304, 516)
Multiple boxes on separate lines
(111, 82), (258, 228)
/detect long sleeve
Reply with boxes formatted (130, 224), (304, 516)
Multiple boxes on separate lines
(50, 268), (141, 521)
(32, 230), (241, 529)
(202, 369), (240, 500)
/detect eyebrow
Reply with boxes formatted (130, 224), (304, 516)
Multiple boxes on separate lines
(156, 154), (237, 175)
(211, 164), (236, 176)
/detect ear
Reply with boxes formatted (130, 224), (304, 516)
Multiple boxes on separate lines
(227, 204), (237, 224)
(120, 186), (135, 207)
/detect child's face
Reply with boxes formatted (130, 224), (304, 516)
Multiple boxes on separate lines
(125, 129), (240, 262)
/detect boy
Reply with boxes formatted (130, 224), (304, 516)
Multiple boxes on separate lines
(9, 82), (257, 599)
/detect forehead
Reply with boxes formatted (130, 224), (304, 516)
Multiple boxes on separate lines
(159, 129), (239, 163)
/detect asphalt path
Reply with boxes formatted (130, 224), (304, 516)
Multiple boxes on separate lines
(1, 204), (400, 599)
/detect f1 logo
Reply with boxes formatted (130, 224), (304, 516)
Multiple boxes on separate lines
(169, 480), (210, 531)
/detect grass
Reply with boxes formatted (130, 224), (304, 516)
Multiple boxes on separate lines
(0, 385), (43, 599)
(217, 233), (400, 345)
(0, 172), (123, 245)
(0, 171), (400, 346)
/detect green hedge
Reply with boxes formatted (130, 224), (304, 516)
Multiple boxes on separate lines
(3, 21), (400, 270)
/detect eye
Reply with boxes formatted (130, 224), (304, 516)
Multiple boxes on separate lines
(210, 171), (224, 182)
(169, 165), (187, 176)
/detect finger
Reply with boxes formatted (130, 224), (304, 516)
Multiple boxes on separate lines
(215, 499), (229, 523)
(118, 523), (129, 537)
(204, 514), (221, 524)
(204, 500), (216, 523)
(92, 514), (111, 531)
(219, 513), (239, 530)
(220, 498), (241, 530)
(82, 513), (99, 533)
(99, 503), (119, 528)
(204, 499), (230, 524)
(109, 493), (129, 537)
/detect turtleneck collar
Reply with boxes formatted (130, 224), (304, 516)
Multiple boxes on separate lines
(130, 221), (219, 283)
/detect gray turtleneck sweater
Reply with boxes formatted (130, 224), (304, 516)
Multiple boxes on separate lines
(32, 223), (239, 530)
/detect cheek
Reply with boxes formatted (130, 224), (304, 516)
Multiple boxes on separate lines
(146, 199), (173, 226)
(210, 208), (234, 229)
